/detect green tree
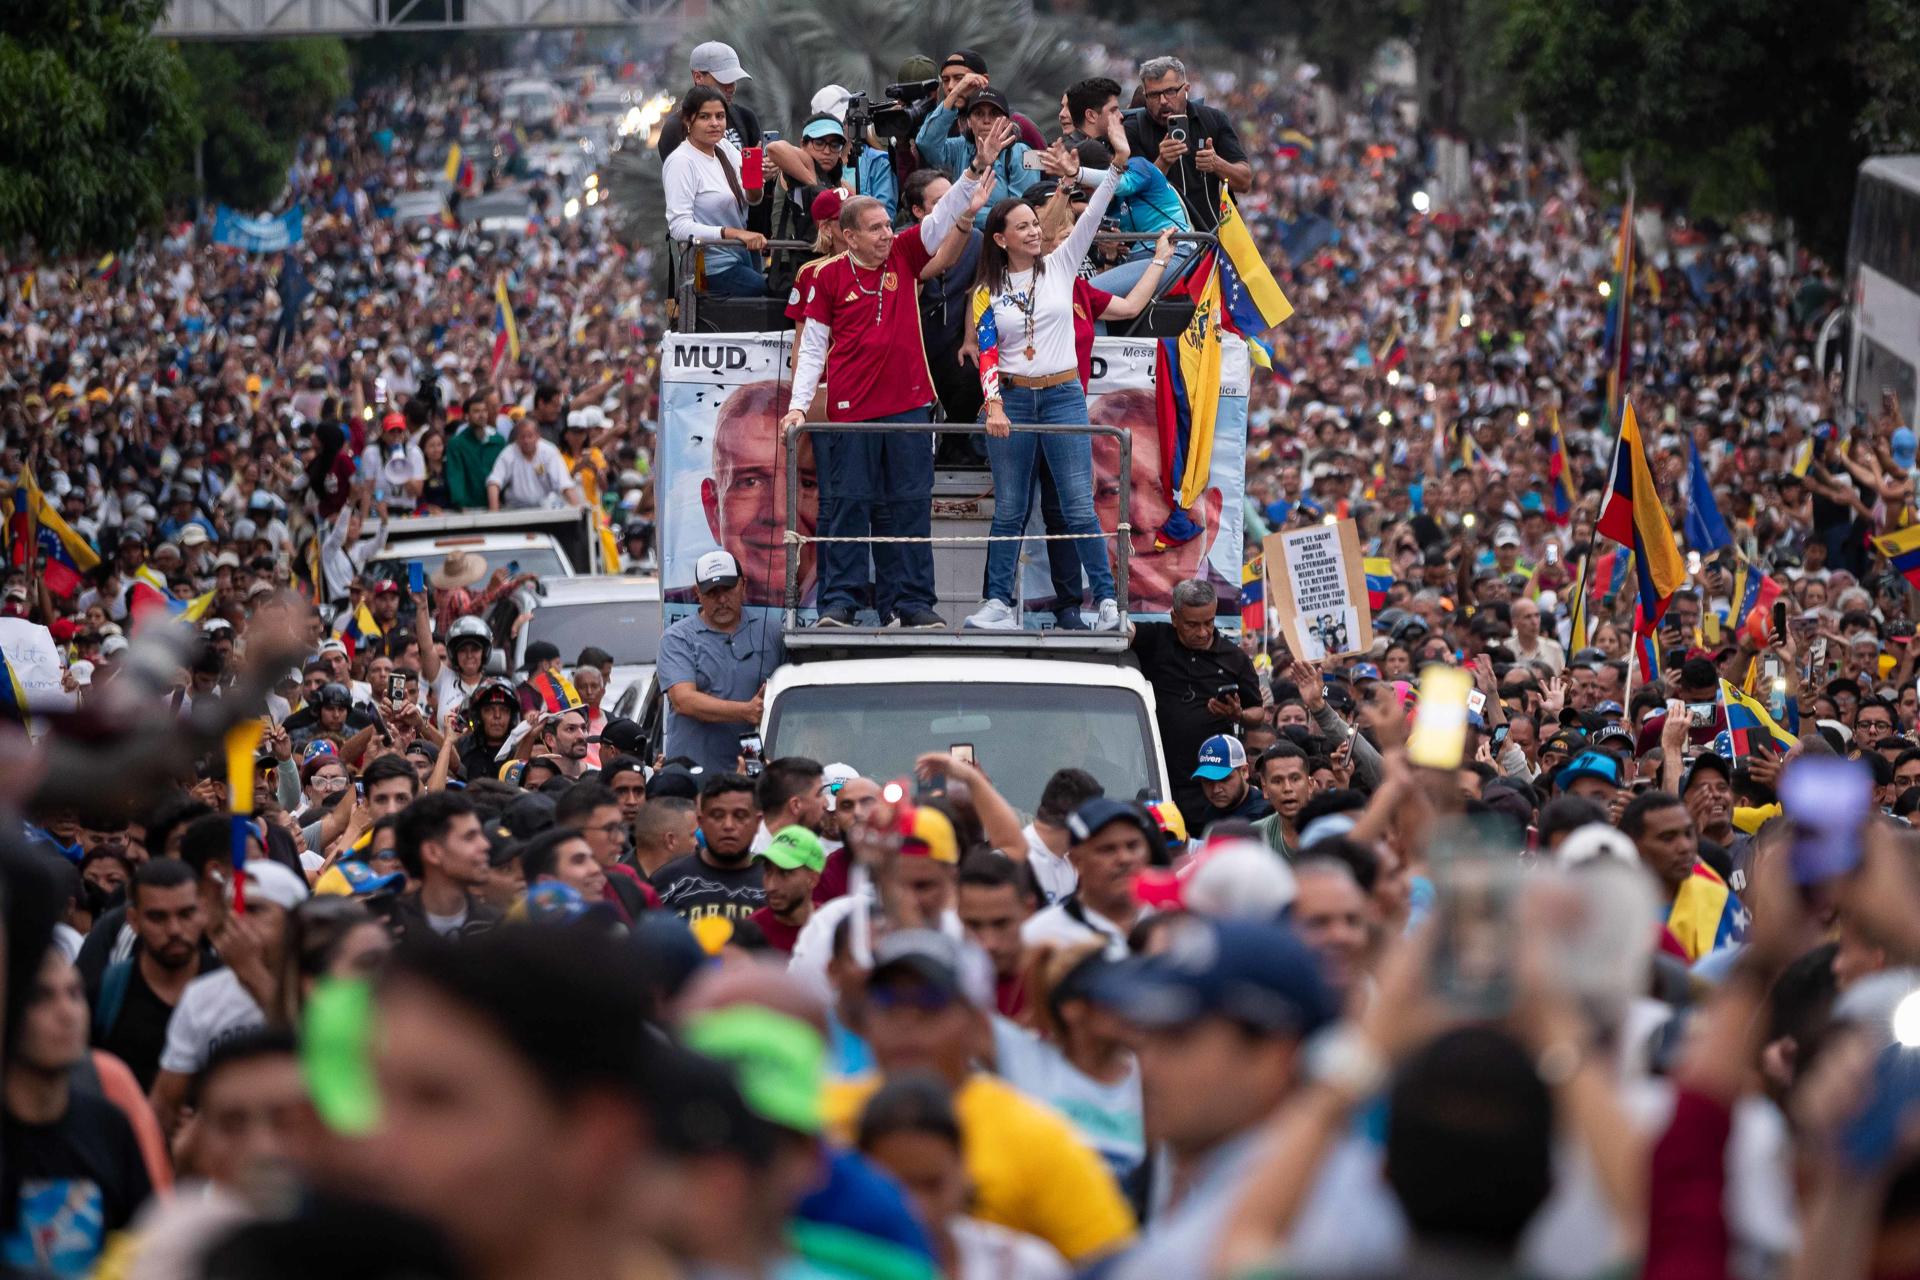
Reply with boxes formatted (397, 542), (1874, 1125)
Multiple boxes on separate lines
(1500, 0), (1920, 254)
(0, 0), (196, 256)
(181, 38), (351, 211)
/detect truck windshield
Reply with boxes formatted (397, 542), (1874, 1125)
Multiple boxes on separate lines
(767, 682), (1159, 815)
(526, 602), (661, 666)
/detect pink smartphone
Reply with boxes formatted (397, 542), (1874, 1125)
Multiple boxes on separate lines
(741, 146), (764, 190)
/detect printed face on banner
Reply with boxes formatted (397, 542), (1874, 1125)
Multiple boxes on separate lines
(660, 336), (819, 608)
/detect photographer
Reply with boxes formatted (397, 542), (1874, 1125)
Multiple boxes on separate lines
(767, 108), (899, 233)
(1122, 56), (1252, 232)
(1063, 78), (1196, 296)
(916, 85), (1040, 227)
(935, 50), (1048, 150)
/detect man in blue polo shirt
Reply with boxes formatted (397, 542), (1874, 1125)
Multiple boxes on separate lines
(657, 551), (785, 775)
(1192, 733), (1272, 831)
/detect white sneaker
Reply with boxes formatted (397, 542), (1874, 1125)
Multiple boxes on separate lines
(1092, 599), (1124, 631)
(964, 599), (1022, 630)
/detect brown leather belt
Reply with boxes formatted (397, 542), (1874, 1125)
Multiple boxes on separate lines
(1003, 369), (1079, 390)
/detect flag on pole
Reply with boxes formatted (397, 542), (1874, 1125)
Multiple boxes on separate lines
(1153, 255), (1227, 547)
(17, 471), (99, 598)
(1720, 679), (1797, 752)
(1567, 546), (1591, 653)
(224, 720), (266, 913)
(1667, 861), (1745, 962)
(525, 669), (581, 713)
(491, 274), (520, 373)
(1597, 401), (1687, 632)
(1239, 560), (1264, 631)
(1547, 410), (1577, 527)
(443, 143), (462, 184)
(1603, 195), (1635, 433)
(1683, 435), (1731, 553)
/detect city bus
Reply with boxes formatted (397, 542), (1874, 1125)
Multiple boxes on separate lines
(1847, 155), (1920, 422)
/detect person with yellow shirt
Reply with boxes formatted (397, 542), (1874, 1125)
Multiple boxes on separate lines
(820, 929), (1136, 1265)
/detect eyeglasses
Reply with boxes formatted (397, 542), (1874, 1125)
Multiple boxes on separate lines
(584, 821), (628, 839)
(1143, 82), (1189, 103)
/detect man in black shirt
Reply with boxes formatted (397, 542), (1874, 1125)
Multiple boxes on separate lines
(1129, 578), (1263, 828)
(651, 772), (765, 923)
(4, 951), (153, 1275)
(91, 859), (212, 1092)
(1123, 56), (1253, 232)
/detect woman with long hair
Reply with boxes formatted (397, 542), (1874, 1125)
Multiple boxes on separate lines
(269, 896), (392, 1028)
(964, 117), (1159, 634)
(662, 85), (768, 297)
(417, 427), (452, 512)
(992, 941), (1143, 1183)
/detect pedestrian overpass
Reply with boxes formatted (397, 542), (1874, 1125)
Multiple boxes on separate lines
(158, 0), (685, 38)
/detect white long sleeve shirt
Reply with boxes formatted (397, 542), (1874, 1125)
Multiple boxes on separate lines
(979, 166), (1121, 389)
(662, 139), (748, 245)
(320, 506), (387, 602)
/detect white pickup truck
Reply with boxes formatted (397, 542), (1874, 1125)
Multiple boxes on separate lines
(364, 507), (610, 591)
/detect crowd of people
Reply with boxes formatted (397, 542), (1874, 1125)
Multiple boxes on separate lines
(6, 25), (1920, 1280)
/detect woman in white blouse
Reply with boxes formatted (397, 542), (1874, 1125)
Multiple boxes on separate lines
(964, 117), (1173, 633)
(662, 85), (768, 297)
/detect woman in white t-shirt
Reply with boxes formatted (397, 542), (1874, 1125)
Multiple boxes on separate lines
(858, 1075), (1071, 1280)
(662, 85), (767, 297)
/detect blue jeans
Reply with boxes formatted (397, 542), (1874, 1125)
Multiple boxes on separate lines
(816, 407), (936, 619)
(981, 384), (1114, 606)
(1037, 461), (1085, 610)
(702, 249), (767, 297)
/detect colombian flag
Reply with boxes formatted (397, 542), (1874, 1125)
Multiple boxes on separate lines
(1667, 860), (1746, 962)
(1239, 560), (1264, 631)
(1874, 523), (1920, 590)
(1153, 257), (1227, 547)
(491, 273), (520, 373)
(1364, 557), (1393, 611)
(16, 472), (101, 598)
(1596, 402), (1686, 636)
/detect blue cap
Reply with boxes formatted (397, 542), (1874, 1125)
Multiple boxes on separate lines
(1066, 797), (1160, 848)
(327, 859), (404, 897)
(1596, 699), (1624, 715)
(1897, 428), (1918, 469)
(801, 115), (846, 141)
(1348, 662), (1381, 682)
(1555, 750), (1622, 792)
(1192, 734), (1248, 781)
(1095, 918), (1337, 1037)
(1520, 491), (1544, 514)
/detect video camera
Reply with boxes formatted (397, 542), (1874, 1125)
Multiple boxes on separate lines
(845, 89), (922, 145)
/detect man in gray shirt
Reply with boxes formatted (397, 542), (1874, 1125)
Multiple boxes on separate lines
(658, 551), (785, 775)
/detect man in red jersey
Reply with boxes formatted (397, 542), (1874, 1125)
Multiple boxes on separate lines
(781, 118), (1018, 630)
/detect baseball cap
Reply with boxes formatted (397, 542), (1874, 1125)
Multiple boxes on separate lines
(179, 524), (210, 547)
(483, 818), (522, 868)
(1896, 427), (1918, 470)
(689, 40), (751, 84)
(1192, 734), (1248, 781)
(868, 929), (994, 1009)
(591, 716), (646, 756)
(1096, 917), (1337, 1037)
(1181, 840), (1298, 920)
(100, 634), (129, 658)
(1591, 723), (1635, 753)
(1066, 797), (1160, 849)
(243, 861), (311, 910)
(317, 638), (348, 657)
(756, 825), (827, 874)
(941, 49), (988, 74)
(1348, 662), (1381, 683)
(963, 87), (1010, 117)
(314, 859), (405, 898)
(682, 1006), (826, 1136)
(809, 188), (844, 227)
(1556, 823), (1639, 870)
(1682, 751), (1732, 796)
(821, 762), (859, 810)
(1555, 750), (1622, 792)
(901, 806), (959, 864)
(1542, 728), (1588, 757)
(695, 549), (742, 590)
(647, 764), (703, 800)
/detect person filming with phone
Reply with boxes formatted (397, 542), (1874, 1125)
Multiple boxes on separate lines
(1124, 56), (1252, 232)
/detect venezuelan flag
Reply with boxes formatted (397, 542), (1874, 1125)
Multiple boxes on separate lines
(491, 273), (520, 373)
(1596, 402), (1686, 632)
(1874, 523), (1920, 590)
(1239, 560), (1264, 631)
(526, 668), (581, 713)
(1153, 257), (1226, 546)
(1274, 129), (1316, 163)
(970, 285), (1002, 405)
(1213, 192), (1294, 339)
(443, 143), (463, 184)
(1364, 557), (1393, 611)
(1602, 195), (1635, 431)
(19, 472), (99, 598)
(341, 601), (383, 656)
(1547, 410), (1576, 527)
(1720, 679), (1797, 751)
(1667, 860), (1746, 962)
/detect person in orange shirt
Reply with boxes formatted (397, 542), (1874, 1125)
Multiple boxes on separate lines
(819, 929), (1135, 1265)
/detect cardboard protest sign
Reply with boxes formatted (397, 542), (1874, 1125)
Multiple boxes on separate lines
(1263, 520), (1372, 661)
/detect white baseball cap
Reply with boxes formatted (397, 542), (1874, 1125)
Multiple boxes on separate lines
(695, 549), (742, 590)
(1182, 840), (1298, 920)
(811, 84), (853, 121)
(243, 860), (311, 910)
(689, 41), (751, 85)
(100, 634), (129, 658)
